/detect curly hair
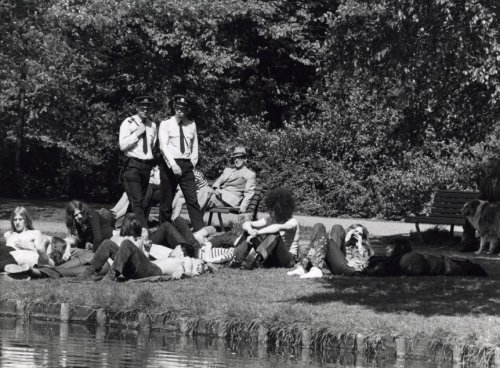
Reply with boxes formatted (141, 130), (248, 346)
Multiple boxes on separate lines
(65, 200), (90, 236)
(265, 187), (296, 223)
(10, 207), (35, 232)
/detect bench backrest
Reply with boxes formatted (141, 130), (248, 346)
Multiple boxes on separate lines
(247, 186), (263, 220)
(429, 190), (479, 219)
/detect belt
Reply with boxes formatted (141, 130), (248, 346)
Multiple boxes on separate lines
(129, 157), (154, 164)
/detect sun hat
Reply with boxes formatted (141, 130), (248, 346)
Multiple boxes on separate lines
(230, 146), (247, 158)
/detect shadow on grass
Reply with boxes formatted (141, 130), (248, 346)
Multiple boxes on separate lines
(293, 275), (500, 317)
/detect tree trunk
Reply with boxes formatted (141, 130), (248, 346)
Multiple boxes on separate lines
(14, 61), (27, 177)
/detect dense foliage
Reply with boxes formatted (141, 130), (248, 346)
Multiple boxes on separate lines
(1, 0), (499, 219)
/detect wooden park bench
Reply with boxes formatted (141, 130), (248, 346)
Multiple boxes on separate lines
(206, 185), (263, 230)
(404, 189), (479, 243)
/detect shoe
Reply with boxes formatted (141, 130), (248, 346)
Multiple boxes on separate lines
(227, 258), (242, 269)
(249, 253), (264, 270)
(299, 267), (323, 279)
(287, 266), (305, 276)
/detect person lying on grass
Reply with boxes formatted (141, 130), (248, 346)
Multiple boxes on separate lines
(287, 222), (488, 278)
(227, 187), (299, 269)
(1, 207), (67, 271)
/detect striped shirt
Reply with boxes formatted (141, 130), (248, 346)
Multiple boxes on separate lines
(194, 169), (209, 190)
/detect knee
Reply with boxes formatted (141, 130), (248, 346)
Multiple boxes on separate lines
(311, 223), (327, 238)
(329, 224), (345, 238)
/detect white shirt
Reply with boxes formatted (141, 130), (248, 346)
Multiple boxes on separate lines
(119, 114), (157, 160)
(158, 116), (198, 167)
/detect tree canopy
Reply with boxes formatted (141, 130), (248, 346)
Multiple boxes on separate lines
(1, 0), (499, 218)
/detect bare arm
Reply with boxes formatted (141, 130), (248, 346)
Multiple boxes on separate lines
(191, 123), (198, 166)
(256, 218), (297, 236)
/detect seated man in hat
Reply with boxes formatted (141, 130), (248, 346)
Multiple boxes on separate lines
(206, 146), (257, 213)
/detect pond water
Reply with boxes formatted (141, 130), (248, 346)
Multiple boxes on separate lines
(0, 317), (455, 368)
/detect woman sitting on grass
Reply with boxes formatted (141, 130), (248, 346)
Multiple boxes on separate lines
(1, 207), (66, 271)
(65, 200), (115, 252)
(228, 187), (299, 269)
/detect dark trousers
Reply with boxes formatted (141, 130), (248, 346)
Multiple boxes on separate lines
(151, 217), (200, 252)
(210, 232), (239, 248)
(159, 159), (205, 231)
(233, 233), (295, 268)
(112, 240), (162, 279)
(90, 239), (120, 273)
(122, 158), (153, 228)
(144, 184), (160, 219)
(325, 225), (357, 276)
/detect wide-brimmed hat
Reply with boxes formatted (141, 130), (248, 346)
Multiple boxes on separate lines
(3, 264), (31, 281)
(172, 95), (193, 108)
(231, 146), (248, 158)
(134, 96), (156, 108)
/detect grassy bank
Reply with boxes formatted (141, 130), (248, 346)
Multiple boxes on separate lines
(2, 269), (500, 351)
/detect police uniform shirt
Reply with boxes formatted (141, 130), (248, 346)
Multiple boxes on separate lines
(158, 116), (198, 167)
(119, 114), (157, 160)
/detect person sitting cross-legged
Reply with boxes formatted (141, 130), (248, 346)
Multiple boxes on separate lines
(227, 187), (299, 269)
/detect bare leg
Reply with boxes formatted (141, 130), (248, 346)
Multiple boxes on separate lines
(111, 192), (130, 219)
(172, 194), (185, 221)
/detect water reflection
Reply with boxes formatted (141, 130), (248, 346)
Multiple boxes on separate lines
(0, 317), (456, 368)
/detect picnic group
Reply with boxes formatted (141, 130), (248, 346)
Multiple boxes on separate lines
(1, 95), (493, 281)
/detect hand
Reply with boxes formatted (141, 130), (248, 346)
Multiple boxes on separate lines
(172, 268), (184, 280)
(247, 228), (258, 237)
(171, 163), (182, 177)
(214, 188), (222, 196)
(143, 239), (152, 252)
(62, 249), (72, 262)
(134, 123), (146, 137)
(85, 242), (93, 251)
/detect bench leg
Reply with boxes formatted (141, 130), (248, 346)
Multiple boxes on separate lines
(415, 223), (423, 244)
(217, 213), (224, 231)
(208, 212), (213, 226)
(450, 225), (454, 237)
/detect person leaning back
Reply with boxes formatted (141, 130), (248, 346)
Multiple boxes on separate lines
(158, 95), (205, 231)
(119, 96), (157, 231)
(207, 146), (256, 213)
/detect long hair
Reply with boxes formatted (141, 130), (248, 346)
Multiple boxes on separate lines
(65, 200), (90, 236)
(119, 213), (142, 238)
(49, 236), (67, 266)
(10, 207), (35, 232)
(265, 187), (296, 224)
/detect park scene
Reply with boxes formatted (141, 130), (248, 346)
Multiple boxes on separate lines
(1, 0), (500, 367)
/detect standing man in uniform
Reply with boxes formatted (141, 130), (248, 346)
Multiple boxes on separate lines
(158, 95), (205, 231)
(119, 96), (157, 233)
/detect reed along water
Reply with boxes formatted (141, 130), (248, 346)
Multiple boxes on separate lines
(0, 317), (456, 368)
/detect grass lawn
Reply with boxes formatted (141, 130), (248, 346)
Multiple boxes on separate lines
(1, 267), (499, 349)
